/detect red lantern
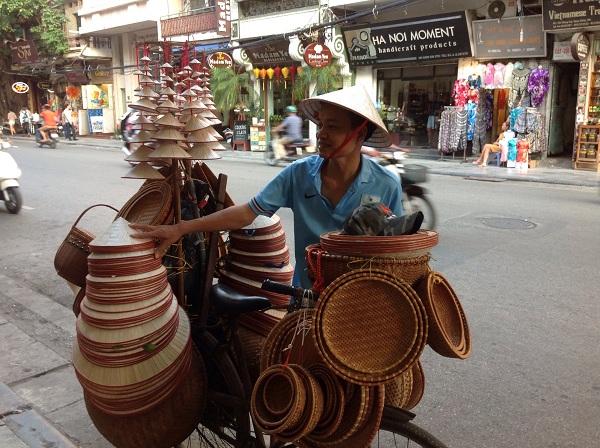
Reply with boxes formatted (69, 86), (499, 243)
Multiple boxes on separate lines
(288, 66), (297, 78)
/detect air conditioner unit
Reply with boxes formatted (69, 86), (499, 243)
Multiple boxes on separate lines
(486, 0), (517, 19)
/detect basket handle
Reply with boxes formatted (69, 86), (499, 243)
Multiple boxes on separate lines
(72, 204), (118, 228)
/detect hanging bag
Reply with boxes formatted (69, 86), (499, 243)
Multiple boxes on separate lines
(54, 204), (118, 287)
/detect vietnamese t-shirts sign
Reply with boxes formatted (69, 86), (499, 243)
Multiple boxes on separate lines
(342, 12), (472, 66)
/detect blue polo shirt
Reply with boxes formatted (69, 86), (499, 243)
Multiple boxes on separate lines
(249, 155), (403, 289)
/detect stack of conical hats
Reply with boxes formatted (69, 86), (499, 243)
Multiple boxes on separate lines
(73, 218), (202, 415)
(219, 214), (294, 307)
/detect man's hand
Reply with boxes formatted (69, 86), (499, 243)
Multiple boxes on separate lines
(129, 223), (182, 259)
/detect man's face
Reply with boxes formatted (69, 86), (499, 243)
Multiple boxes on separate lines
(316, 103), (364, 159)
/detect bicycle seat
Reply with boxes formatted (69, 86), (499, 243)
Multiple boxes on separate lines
(209, 283), (271, 316)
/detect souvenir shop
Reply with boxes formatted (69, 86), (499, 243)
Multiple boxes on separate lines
(437, 58), (549, 165)
(437, 15), (550, 165)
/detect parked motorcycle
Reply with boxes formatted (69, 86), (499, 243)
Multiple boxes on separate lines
(34, 123), (59, 148)
(364, 148), (437, 230)
(0, 140), (22, 214)
(264, 131), (315, 166)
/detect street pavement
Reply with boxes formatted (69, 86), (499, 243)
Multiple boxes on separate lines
(1, 134), (599, 447)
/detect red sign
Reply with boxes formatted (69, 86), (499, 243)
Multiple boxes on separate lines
(12, 82), (29, 94)
(10, 40), (40, 65)
(207, 52), (233, 69)
(304, 43), (332, 68)
(216, 0), (231, 37)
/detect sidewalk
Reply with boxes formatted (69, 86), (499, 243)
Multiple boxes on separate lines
(9, 134), (600, 188)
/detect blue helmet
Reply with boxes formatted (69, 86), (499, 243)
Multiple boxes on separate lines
(285, 105), (298, 113)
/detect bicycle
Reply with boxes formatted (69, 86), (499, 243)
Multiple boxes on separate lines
(182, 279), (449, 448)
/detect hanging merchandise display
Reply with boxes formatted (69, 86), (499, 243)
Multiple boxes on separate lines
(528, 67), (550, 107)
(508, 63), (531, 108)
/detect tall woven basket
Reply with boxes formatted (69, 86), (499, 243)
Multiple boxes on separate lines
(306, 244), (431, 291)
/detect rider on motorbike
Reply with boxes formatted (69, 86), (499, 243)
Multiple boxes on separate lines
(272, 105), (303, 146)
(38, 105), (58, 143)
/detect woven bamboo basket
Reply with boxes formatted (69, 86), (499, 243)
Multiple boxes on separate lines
(405, 360), (425, 410)
(306, 244), (430, 292)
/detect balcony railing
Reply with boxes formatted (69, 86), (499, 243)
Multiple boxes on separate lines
(161, 7), (218, 37)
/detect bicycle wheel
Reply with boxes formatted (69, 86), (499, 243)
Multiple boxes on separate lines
(403, 193), (437, 230)
(374, 406), (449, 448)
(187, 329), (251, 447)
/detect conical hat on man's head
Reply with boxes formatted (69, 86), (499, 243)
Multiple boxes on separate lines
(299, 85), (392, 148)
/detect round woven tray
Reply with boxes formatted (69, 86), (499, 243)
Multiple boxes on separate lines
(230, 214), (282, 237)
(415, 272), (471, 359)
(384, 367), (413, 409)
(306, 363), (346, 439)
(313, 269), (427, 385)
(306, 244), (430, 292)
(116, 181), (172, 226)
(405, 359), (425, 410)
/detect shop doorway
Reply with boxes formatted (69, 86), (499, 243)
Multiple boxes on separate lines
(548, 62), (578, 156)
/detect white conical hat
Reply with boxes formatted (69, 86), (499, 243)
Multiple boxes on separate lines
(299, 84), (392, 148)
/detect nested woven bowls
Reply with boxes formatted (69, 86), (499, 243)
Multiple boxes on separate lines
(306, 244), (430, 291)
(313, 269), (428, 385)
(415, 272), (471, 359)
(251, 364), (323, 441)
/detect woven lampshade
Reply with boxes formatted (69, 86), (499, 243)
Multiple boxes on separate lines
(138, 76), (157, 87)
(156, 99), (179, 113)
(148, 142), (192, 159)
(161, 75), (174, 82)
(181, 100), (206, 113)
(130, 130), (155, 143)
(182, 116), (212, 132)
(140, 56), (151, 62)
(122, 162), (165, 180)
(180, 88), (196, 97)
(187, 144), (222, 160)
(130, 114), (156, 126)
(186, 128), (220, 143)
(132, 69), (144, 76)
(125, 144), (154, 163)
(190, 141), (226, 152)
(153, 128), (186, 141)
(154, 113), (184, 128)
(161, 62), (173, 69)
(128, 99), (158, 114)
(159, 86), (177, 96)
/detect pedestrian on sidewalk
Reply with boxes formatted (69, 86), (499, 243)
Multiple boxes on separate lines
(30, 110), (39, 135)
(7, 110), (17, 135)
(19, 107), (31, 136)
(62, 104), (77, 141)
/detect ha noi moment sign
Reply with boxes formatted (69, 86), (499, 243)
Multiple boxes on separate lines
(342, 11), (472, 66)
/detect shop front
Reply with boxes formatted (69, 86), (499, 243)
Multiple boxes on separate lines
(543, 0), (600, 171)
(341, 11), (473, 150)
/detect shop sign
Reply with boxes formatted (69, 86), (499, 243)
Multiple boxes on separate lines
(37, 81), (52, 90)
(90, 66), (112, 84)
(9, 40), (40, 65)
(233, 120), (249, 141)
(304, 43), (332, 68)
(11, 82), (29, 94)
(207, 52), (233, 69)
(473, 15), (546, 59)
(571, 32), (590, 61)
(553, 41), (576, 61)
(542, 0), (600, 32)
(341, 11), (472, 67)
(216, 0), (231, 37)
(246, 40), (295, 65)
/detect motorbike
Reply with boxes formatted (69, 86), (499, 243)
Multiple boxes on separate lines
(34, 123), (59, 148)
(365, 148), (437, 230)
(120, 111), (139, 158)
(223, 127), (233, 146)
(0, 140), (22, 214)
(264, 131), (315, 166)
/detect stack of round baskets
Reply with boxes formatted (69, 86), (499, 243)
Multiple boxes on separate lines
(249, 229), (471, 446)
(219, 215), (293, 382)
(73, 218), (206, 448)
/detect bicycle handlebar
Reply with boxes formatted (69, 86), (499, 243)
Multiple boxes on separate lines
(261, 279), (319, 306)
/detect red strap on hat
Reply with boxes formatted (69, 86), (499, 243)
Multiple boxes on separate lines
(325, 119), (368, 160)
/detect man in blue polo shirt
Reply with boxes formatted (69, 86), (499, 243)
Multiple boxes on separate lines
(131, 85), (402, 289)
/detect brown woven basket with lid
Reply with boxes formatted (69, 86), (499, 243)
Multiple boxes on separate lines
(306, 244), (430, 293)
(415, 272), (471, 359)
(54, 204), (119, 287)
(313, 269), (427, 385)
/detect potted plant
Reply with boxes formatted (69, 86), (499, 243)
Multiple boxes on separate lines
(269, 114), (284, 127)
(292, 62), (348, 102)
(211, 67), (252, 120)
